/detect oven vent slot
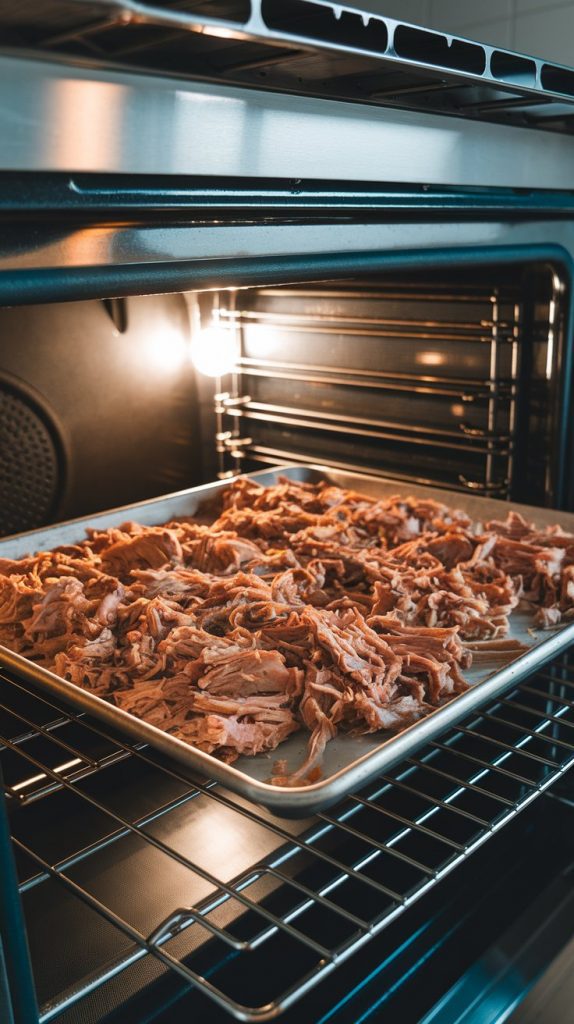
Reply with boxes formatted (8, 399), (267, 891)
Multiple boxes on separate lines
(491, 50), (537, 87)
(392, 24), (486, 75)
(2, 653), (574, 1021)
(260, 0), (389, 55)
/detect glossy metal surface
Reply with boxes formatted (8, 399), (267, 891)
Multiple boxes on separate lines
(4, 1), (574, 136)
(509, 918), (574, 1024)
(2, 54), (574, 188)
(1, 464), (574, 817)
(420, 861), (574, 1024)
(2, 220), (574, 297)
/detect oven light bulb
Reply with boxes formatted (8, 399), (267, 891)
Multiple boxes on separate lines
(191, 325), (238, 377)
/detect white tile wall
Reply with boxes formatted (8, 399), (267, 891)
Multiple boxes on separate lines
(515, 0), (573, 13)
(351, 1), (574, 65)
(453, 17), (513, 50)
(430, 0), (512, 33)
(513, 5), (574, 63)
(349, 1), (431, 21)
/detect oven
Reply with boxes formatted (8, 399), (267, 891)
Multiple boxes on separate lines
(2, 3), (574, 1023)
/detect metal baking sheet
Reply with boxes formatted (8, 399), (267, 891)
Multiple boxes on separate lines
(1, 464), (574, 818)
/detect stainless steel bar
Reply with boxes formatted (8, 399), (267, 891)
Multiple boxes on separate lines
(226, 309), (510, 332)
(485, 291), (499, 490)
(538, 671), (574, 690)
(245, 450), (492, 492)
(0, 727), (339, 958)
(147, 908), (256, 954)
(38, 16), (121, 49)
(334, 800), (466, 853)
(507, 296), (520, 494)
(318, 806), (438, 875)
(230, 409), (511, 454)
(12, 833), (293, 1024)
(520, 684), (574, 709)
(238, 357), (515, 394)
(476, 711), (574, 751)
(429, 741), (536, 786)
(1, 717), (69, 753)
(458, 474), (509, 493)
(182, 791), (404, 904)
(4, 54), (574, 187)
(378, 775), (492, 827)
(222, 398), (511, 444)
(261, 866), (371, 932)
(452, 726), (560, 766)
(0, 698), (99, 768)
(253, 289), (521, 303)
(499, 695), (574, 728)
(239, 364), (506, 400)
(405, 757), (516, 807)
(232, 320), (502, 343)
(41, 787), (217, 886)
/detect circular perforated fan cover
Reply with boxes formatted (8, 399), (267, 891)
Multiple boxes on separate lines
(0, 385), (61, 536)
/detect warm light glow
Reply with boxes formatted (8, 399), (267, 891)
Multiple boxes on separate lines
(418, 351), (445, 366)
(202, 26), (242, 40)
(145, 327), (189, 373)
(51, 78), (124, 168)
(11, 758), (82, 792)
(191, 325), (238, 377)
(450, 403), (465, 417)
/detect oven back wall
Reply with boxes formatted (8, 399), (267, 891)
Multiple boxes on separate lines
(0, 294), (198, 536)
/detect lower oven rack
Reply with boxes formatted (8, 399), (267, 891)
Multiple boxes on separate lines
(2, 651), (574, 1023)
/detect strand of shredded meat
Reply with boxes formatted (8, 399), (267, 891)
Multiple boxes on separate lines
(1, 479), (568, 783)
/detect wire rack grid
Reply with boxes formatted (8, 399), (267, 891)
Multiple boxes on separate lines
(1, 652), (574, 1022)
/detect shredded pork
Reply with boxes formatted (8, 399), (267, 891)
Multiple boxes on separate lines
(1, 480), (569, 783)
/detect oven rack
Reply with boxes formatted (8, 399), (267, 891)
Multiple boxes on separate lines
(216, 398), (515, 496)
(214, 278), (522, 496)
(219, 445), (513, 497)
(217, 396), (515, 447)
(235, 359), (517, 400)
(5, 0), (574, 136)
(212, 271), (564, 502)
(2, 652), (574, 1022)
